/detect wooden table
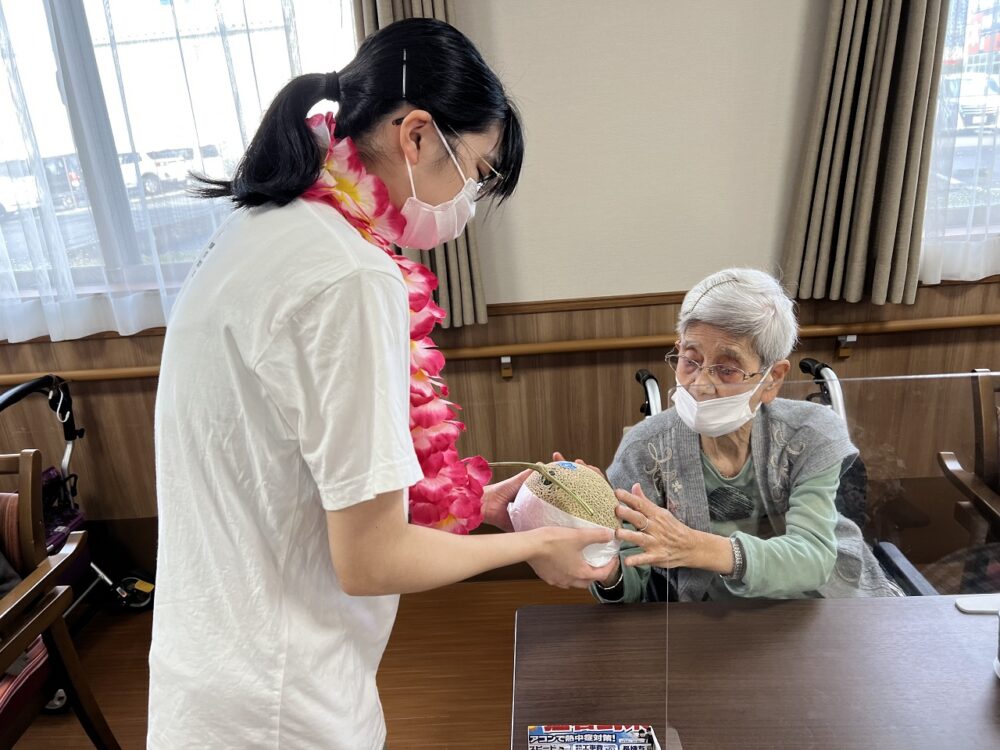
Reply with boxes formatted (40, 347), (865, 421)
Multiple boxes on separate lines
(513, 596), (1000, 749)
(379, 580), (592, 748)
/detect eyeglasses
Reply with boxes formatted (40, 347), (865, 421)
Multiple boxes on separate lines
(391, 117), (502, 190)
(664, 349), (768, 386)
(452, 128), (503, 191)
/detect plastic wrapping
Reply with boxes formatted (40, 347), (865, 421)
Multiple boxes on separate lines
(508, 483), (621, 567)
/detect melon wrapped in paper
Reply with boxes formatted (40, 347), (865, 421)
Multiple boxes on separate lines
(502, 461), (622, 566)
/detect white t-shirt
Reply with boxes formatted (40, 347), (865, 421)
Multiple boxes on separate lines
(148, 199), (422, 749)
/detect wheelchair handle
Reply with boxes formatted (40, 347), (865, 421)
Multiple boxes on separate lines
(0, 375), (85, 443)
(798, 358), (847, 421)
(798, 358), (830, 378)
(635, 369), (663, 418)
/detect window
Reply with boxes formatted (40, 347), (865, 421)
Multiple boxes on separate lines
(0, 0), (356, 342)
(923, 0), (1000, 283)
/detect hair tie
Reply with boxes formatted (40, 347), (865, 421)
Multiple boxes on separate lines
(324, 71), (340, 101)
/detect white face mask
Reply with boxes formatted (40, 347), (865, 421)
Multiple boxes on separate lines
(670, 367), (772, 438)
(394, 120), (478, 250)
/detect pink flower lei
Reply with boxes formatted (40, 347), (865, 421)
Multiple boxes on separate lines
(303, 113), (490, 534)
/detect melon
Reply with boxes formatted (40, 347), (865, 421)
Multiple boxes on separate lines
(497, 460), (622, 566)
(523, 461), (620, 530)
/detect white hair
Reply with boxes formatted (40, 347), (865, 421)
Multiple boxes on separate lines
(677, 268), (797, 365)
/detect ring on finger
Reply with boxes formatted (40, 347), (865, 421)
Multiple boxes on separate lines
(636, 515), (650, 533)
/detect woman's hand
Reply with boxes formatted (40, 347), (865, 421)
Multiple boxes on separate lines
(526, 526), (618, 589)
(481, 469), (532, 532)
(483, 456), (605, 532)
(614, 483), (734, 574)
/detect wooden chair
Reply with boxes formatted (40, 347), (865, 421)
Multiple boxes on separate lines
(932, 369), (1000, 593)
(939, 369), (1000, 529)
(874, 370), (1000, 596)
(970, 367), (999, 493)
(0, 449), (120, 749)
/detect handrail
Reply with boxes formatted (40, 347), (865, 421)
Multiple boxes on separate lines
(442, 313), (1000, 360)
(0, 366), (160, 387)
(2, 313), (998, 385)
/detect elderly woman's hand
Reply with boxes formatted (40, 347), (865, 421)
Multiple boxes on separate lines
(614, 483), (735, 575)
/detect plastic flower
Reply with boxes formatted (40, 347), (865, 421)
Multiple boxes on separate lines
(409, 450), (490, 534)
(411, 337), (445, 377)
(303, 114), (492, 533)
(395, 254), (438, 312)
(303, 112), (405, 247)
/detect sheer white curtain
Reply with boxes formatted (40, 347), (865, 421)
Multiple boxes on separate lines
(0, 0), (356, 343)
(922, 0), (1000, 283)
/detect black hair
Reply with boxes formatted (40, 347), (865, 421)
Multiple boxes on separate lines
(194, 18), (523, 208)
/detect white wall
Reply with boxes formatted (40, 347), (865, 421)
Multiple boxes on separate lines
(450, 0), (829, 304)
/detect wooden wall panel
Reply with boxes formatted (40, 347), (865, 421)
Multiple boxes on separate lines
(1, 334), (161, 520)
(436, 282), (1000, 482)
(0, 281), (996, 575)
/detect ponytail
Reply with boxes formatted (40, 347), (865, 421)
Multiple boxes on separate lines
(195, 18), (524, 209)
(192, 72), (339, 208)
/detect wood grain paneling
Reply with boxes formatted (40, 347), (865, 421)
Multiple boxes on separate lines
(0, 281), (996, 574)
(514, 596), (1000, 749)
(0, 334), (161, 521)
(437, 282), (1000, 483)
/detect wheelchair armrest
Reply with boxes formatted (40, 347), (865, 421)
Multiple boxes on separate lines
(873, 541), (938, 596)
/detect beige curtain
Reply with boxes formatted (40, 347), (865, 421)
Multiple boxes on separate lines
(783, 0), (949, 305)
(353, 0), (489, 327)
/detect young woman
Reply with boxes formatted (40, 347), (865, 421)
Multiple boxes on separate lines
(149, 18), (614, 749)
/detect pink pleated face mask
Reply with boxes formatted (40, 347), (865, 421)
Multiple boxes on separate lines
(394, 120), (478, 250)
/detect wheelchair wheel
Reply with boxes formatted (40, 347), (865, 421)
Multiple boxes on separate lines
(117, 574), (155, 611)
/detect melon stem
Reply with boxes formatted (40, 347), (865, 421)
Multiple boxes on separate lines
(487, 461), (596, 516)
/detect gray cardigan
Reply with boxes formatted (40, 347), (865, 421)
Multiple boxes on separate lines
(602, 398), (903, 601)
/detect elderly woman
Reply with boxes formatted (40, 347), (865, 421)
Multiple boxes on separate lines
(591, 268), (902, 603)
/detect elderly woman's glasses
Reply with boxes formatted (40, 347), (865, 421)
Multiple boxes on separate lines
(664, 350), (768, 385)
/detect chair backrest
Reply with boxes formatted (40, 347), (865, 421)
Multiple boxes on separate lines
(0, 450), (45, 577)
(971, 369), (1000, 492)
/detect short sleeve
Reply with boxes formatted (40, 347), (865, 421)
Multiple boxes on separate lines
(254, 268), (422, 511)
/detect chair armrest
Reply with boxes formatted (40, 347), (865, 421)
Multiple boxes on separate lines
(47, 530), (86, 580)
(873, 542), (938, 596)
(0, 530), (86, 632)
(954, 500), (991, 544)
(0, 586), (71, 669)
(938, 452), (1000, 527)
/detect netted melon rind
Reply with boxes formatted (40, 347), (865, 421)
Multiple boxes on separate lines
(525, 461), (619, 530)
